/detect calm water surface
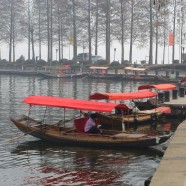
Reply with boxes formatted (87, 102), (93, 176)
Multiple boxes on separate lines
(0, 75), (182, 186)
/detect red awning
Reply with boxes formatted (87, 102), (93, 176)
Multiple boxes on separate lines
(138, 84), (176, 91)
(180, 77), (186, 83)
(23, 95), (127, 113)
(89, 90), (157, 100)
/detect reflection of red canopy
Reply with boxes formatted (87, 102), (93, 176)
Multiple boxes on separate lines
(138, 84), (176, 91)
(23, 95), (128, 113)
(89, 90), (157, 100)
(180, 77), (186, 83)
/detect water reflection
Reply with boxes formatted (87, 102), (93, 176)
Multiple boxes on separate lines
(10, 140), (162, 186)
(0, 75), (183, 186)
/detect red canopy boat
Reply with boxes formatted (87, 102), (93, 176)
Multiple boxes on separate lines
(23, 95), (126, 113)
(10, 95), (171, 148)
(89, 90), (171, 127)
(138, 84), (176, 91)
(89, 90), (157, 100)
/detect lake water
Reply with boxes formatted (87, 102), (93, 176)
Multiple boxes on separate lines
(0, 75), (183, 186)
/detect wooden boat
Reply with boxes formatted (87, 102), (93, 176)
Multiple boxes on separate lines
(138, 84), (177, 91)
(87, 73), (123, 80)
(87, 66), (123, 80)
(89, 90), (171, 129)
(153, 75), (178, 83)
(122, 67), (158, 82)
(10, 95), (171, 148)
(136, 83), (177, 109)
(38, 72), (85, 79)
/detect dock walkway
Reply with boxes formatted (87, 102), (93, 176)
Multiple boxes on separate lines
(150, 119), (186, 186)
(149, 95), (186, 185)
(164, 96), (186, 108)
(162, 94), (186, 116)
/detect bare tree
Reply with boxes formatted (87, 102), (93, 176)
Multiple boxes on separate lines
(129, 0), (134, 64)
(120, 0), (124, 64)
(149, 0), (153, 65)
(88, 0), (92, 63)
(106, 0), (110, 64)
(72, 0), (77, 63)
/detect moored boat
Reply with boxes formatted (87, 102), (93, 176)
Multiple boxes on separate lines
(38, 72), (85, 79)
(10, 95), (171, 148)
(136, 83), (177, 109)
(89, 90), (171, 129)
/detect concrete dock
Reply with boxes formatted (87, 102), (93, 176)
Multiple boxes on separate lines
(149, 94), (186, 185)
(150, 119), (186, 186)
(163, 94), (186, 116)
(164, 96), (186, 108)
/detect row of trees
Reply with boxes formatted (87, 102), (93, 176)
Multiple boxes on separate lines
(0, 0), (184, 65)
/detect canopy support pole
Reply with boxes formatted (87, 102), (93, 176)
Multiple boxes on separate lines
(26, 105), (32, 126)
(42, 107), (47, 125)
(122, 112), (125, 131)
(63, 108), (66, 127)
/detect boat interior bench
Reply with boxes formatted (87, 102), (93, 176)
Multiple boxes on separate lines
(113, 133), (147, 139)
(74, 117), (88, 133)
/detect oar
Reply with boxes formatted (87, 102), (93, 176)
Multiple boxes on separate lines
(3, 133), (27, 143)
(2, 125), (48, 144)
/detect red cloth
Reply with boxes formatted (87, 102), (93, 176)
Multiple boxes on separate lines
(74, 118), (88, 133)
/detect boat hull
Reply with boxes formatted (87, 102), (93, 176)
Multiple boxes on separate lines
(96, 111), (163, 131)
(38, 72), (85, 79)
(10, 117), (171, 148)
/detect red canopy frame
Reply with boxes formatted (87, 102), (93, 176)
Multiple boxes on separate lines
(23, 95), (128, 113)
(138, 84), (176, 91)
(89, 90), (157, 101)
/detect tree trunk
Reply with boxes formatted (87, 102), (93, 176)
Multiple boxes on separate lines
(88, 0), (92, 63)
(13, 19), (15, 63)
(95, 0), (98, 56)
(50, 0), (53, 61)
(172, 0), (176, 64)
(9, 0), (13, 63)
(57, 4), (61, 61)
(129, 0), (134, 64)
(120, 0), (124, 64)
(149, 0), (153, 65)
(106, 0), (110, 64)
(162, 8), (166, 65)
(72, 0), (77, 63)
(47, 0), (50, 62)
(28, 0), (31, 60)
(61, 22), (63, 59)
(31, 27), (35, 62)
(38, 0), (41, 60)
(155, 12), (158, 65)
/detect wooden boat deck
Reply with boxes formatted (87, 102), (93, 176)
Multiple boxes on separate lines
(10, 116), (171, 147)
